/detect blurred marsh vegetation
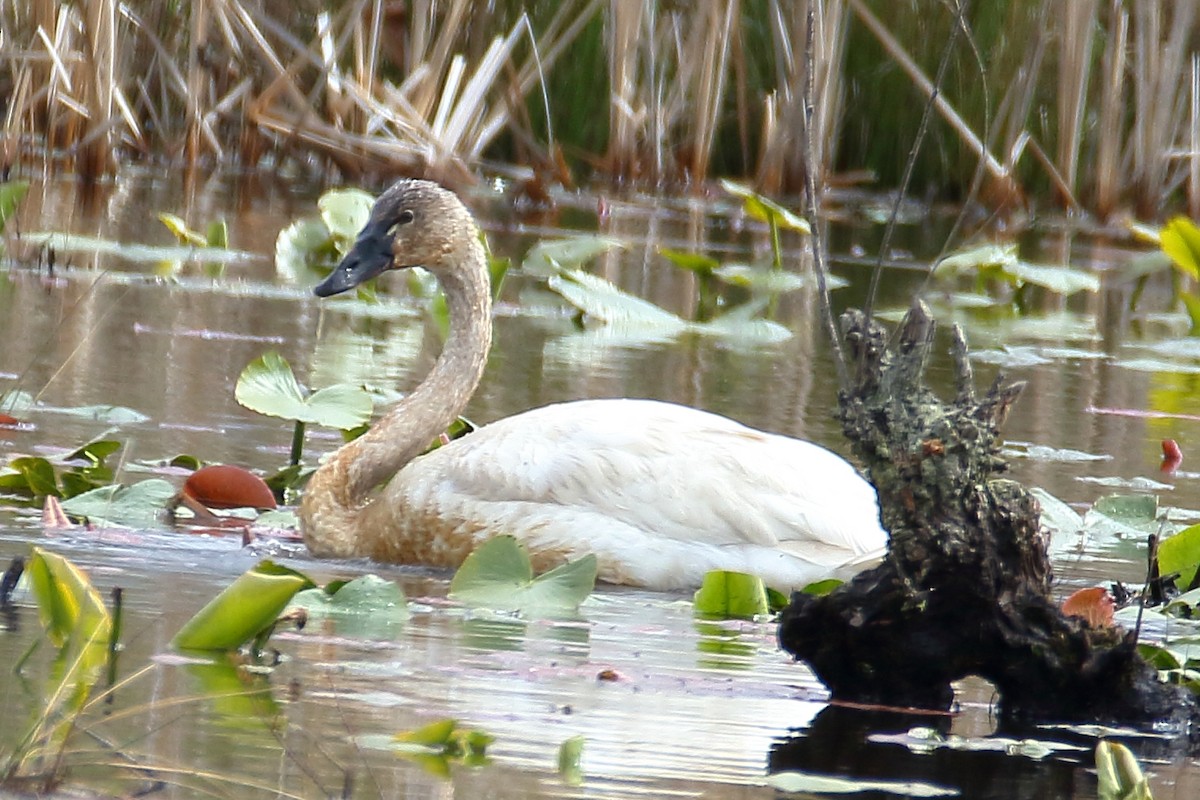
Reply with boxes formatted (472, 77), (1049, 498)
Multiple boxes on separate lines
(1, 0), (1199, 219)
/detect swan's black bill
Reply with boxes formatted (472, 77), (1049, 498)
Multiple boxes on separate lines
(314, 220), (395, 297)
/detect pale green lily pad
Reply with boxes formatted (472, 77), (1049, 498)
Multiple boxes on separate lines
(1096, 741), (1153, 800)
(523, 236), (623, 278)
(449, 535), (597, 615)
(548, 270), (688, 332)
(21, 232), (255, 263)
(768, 771), (959, 796)
(235, 351), (373, 429)
(61, 479), (177, 528)
(1030, 487), (1083, 537)
(1008, 262), (1100, 295)
(275, 217), (336, 281)
(319, 189), (374, 243)
(27, 546), (112, 649)
(290, 574), (410, 637)
(713, 264), (843, 292)
(1116, 357), (1200, 375)
(172, 561), (315, 651)
(1005, 443), (1111, 463)
(933, 242), (1019, 276)
(0, 389), (34, 415)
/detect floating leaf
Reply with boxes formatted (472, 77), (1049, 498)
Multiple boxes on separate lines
(60, 479), (177, 527)
(22, 232), (254, 263)
(205, 219), (229, 249)
(1161, 216), (1200, 280)
(27, 547), (112, 649)
(449, 535), (597, 615)
(172, 561), (315, 651)
(1159, 523), (1200, 591)
(557, 735), (585, 785)
(1096, 741), (1153, 800)
(1007, 262), (1100, 295)
(693, 570), (769, 619)
(0, 180), (30, 234)
(290, 574), (409, 637)
(392, 718), (494, 767)
(800, 578), (842, 597)
(548, 270), (688, 332)
(0, 389), (34, 416)
(522, 235), (623, 278)
(659, 247), (719, 275)
(158, 213), (207, 246)
(1061, 587), (1115, 628)
(767, 771), (959, 796)
(235, 351), (373, 430)
(318, 189), (374, 243)
(720, 179), (811, 233)
(933, 242), (1019, 276)
(1, 456), (60, 497)
(184, 464), (277, 510)
(275, 218), (336, 281)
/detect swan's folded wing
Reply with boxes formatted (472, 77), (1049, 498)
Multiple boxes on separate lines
(403, 399), (884, 558)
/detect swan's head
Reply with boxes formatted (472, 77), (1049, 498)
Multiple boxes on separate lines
(314, 179), (475, 298)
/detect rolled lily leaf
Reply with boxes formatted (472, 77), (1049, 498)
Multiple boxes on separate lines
(172, 561), (315, 651)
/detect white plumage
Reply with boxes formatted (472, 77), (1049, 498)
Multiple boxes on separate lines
(300, 180), (888, 592)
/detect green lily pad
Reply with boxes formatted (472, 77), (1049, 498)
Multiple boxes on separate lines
(0, 180), (30, 233)
(557, 735), (585, 785)
(60, 478), (177, 527)
(768, 771), (959, 796)
(719, 179), (811, 233)
(659, 247), (720, 275)
(1096, 741), (1152, 800)
(693, 570), (770, 619)
(1159, 523), (1200, 590)
(27, 547), (112, 649)
(449, 535), (597, 615)
(235, 351), (373, 430)
(172, 561), (315, 651)
(1007, 262), (1100, 295)
(21, 231), (254, 264)
(933, 242), (1019, 276)
(1161, 216), (1200, 280)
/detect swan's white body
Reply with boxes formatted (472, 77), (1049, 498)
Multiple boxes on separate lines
(375, 398), (885, 591)
(301, 179), (888, 592)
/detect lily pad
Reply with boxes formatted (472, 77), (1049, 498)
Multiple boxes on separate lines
(557, 735), (585, 785)
(60, 479), (177, 527)
(27, 546), (112, 649)
(693, 570), (769, 619)
(290, 574), (409, 637)
(548, 270), (688, 332)
(318, 189), (374, 243)
(1096, 740), (1153, 800)
(720, 179), (811, 234)
(235, 351), (373, 430)
(172, 561), (315, 651)
(0, 180), (30, 233)
(1159, 523), (1200, 590)
(448, 535), (597, 615)
(522, 235), (623, 278)
(1161, 216), (1200, 280)
(767, 771), (959, 797)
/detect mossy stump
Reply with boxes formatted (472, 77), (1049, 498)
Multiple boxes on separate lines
(778, 302), (1197, 727)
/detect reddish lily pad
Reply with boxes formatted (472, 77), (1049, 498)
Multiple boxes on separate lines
(184, 464), (277, 510)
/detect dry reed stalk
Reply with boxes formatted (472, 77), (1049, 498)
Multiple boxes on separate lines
(756, 0), (848, 193)
(848, 0), (1018, 201)
(682, 0), (736, 183)
(1131, 0), (1195, 216)
(606, 0), (646, 177)
(1191, 55), (1200, 220)
(1094, 0), (1127, 217)
(1055, 0), (1097, 209)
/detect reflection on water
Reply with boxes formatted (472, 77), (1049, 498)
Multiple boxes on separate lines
(1, 174), (1198, 797)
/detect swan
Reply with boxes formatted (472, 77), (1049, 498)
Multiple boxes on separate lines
(300, 179), (887, 591)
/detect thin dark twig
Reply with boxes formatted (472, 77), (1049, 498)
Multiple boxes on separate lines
(916, 1), (996, 299)
(800, 3), (847, 388)
(864, 0), (970, 322)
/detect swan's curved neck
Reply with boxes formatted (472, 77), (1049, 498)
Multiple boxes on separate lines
(300, 238), (492, 557)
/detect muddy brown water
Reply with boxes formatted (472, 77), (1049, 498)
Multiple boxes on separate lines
(1, 172), (1198, 798)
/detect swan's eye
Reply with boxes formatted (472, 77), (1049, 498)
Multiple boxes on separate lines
(397, 209), (415, 225)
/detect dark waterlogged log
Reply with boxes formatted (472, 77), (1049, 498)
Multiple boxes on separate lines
(779, 302), (1199, 727)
